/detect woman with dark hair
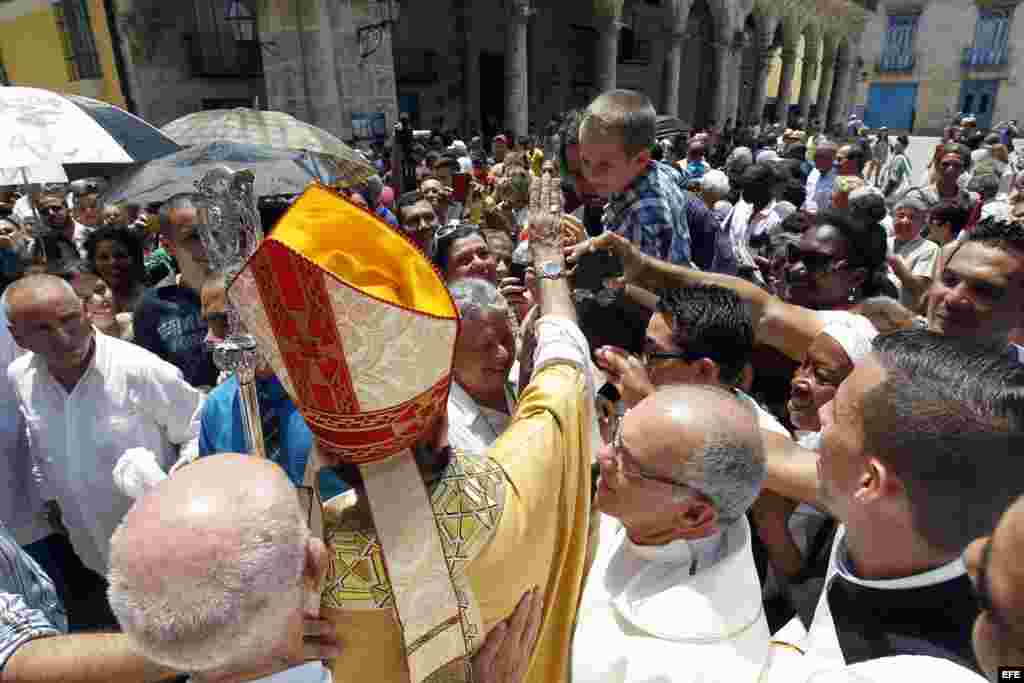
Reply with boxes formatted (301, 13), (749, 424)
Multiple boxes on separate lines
(431, 222), (497, 284)
(84, 226), (147, 319)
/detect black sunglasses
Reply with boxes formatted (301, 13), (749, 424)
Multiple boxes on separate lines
(787, 244), (839, 274)
(971, 538), (1011, 632)
(641, 348), (711, 366)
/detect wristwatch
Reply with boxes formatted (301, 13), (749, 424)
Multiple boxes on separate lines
(538, 261), (566, 279)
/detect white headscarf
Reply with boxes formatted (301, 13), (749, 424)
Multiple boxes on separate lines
(821, 312), (879, 365)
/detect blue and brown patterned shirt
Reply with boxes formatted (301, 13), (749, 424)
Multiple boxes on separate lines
(0, 525), (64, 671)
(602, 161), (694, 267)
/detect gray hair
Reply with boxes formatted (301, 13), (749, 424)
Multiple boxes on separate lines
(449, 277), (508, 322)
(701, 169), (730, 197)
(659, 385), (767, 525)
(107, 491), (308, 673)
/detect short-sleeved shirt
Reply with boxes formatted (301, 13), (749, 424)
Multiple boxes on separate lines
(133, 284), (219, 389)
(603, 161), (694, 267)
(889, 237), (940, 309)
(0, 525), (65, 671)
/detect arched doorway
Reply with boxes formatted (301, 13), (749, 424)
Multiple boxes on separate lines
(679, 0), (716, 127)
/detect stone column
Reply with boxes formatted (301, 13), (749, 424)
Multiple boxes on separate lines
(455, 0), (479, 133)
(661, 30), (686, 117)
(797, 42), (819, 125)
(712, 41), (732, 123)
(727, 36), (744, 125)
(773, 42), (798, 125)
(749, 45), (775, 126)
(505, 2), (532, 138)
(815, 38), (837, 129)
(595, 15), (622, 93)
(830, 55), (856, 129)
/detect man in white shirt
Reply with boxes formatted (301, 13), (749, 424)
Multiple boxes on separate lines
(763, 330), (1024, 681)
(803, 141), (837, 214)
(594, 285), (790, 438)
(573, 383), (769, 683)
(446, 278), (516, 453)
(723, 163), (781, 279)
(5, 275), (203, 581)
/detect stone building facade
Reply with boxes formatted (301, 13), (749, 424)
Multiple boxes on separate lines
(94, 0), (868, 142)
(390, 0), (871, 138)
(857, 0), (1022, 134)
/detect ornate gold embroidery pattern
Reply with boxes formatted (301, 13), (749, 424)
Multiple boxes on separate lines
(321, 451), (506, 625)
(321, 525), (394, 609)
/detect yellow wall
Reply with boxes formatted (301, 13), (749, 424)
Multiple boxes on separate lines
(0, 0), (126, 108)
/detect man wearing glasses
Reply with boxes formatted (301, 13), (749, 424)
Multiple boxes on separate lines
(593, 285), (789, 439)
(33, 189), (78, 269)
(573, 383), (770, 683)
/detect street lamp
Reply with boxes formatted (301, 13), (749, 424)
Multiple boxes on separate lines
(225, 0), (256, 43)
(357, 0), (399, 60)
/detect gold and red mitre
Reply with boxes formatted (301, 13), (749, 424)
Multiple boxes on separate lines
(228, 184), (458, 465)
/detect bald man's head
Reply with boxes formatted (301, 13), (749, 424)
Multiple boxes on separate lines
(108, 454), (318, 675)
(5, 274), (92, 371)
(596, 384), (766, 537)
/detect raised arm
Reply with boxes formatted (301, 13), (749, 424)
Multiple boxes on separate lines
(566, 232), (827, 361)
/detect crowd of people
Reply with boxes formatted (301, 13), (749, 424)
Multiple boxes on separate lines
(1, 86), (1024, 683)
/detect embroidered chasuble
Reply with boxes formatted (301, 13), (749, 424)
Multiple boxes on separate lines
(323, 363), (594, 683)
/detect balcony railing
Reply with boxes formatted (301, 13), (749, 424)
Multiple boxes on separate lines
(184, 32), (263, 78)
(877, 51), (915, 72)
(962, 45), (1010, 69)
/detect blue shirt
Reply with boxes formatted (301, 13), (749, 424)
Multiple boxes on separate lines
(133, 285), (219, 389)
(0, 525), (65, 671)
(198, 375), (348, 501)
(603, 161), (693, 267)
(376, 206), (399, 228)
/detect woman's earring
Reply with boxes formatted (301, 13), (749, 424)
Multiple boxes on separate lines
(848, 287), (858, 304)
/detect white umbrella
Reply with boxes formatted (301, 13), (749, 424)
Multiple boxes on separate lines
(0, 86), (180, 172)
(0, 161), (67, 189)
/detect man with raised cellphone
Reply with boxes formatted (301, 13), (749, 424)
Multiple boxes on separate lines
(579, 89), (695, 267)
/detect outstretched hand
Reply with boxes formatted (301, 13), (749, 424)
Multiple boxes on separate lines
(594, 345), (656, 409)
(564, 231), (645, 288)
(472, 587), (544, 683)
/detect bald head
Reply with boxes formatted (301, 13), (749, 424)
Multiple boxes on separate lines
(632, 384), (766, 523)
(108, 454), (310, 674)
(4, 274), (78, 321)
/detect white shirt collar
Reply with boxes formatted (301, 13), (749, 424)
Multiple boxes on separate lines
(833, 527), (967, 590)
(623, 527), (725, 572)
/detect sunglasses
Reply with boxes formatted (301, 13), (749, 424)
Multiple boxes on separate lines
(786, 244), (840, 273)
(38, 205), (66, 215)
(969, 538), (1016, 636)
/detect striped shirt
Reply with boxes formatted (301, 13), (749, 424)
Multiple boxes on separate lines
(0, 525), (65, 670)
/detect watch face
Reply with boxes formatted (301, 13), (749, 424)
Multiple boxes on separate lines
(541, 262), (561, 278)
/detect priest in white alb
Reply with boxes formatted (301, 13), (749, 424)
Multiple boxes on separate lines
(573, 383), (771, 683)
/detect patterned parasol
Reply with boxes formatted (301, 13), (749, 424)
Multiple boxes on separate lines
(161, 108), (376, 188)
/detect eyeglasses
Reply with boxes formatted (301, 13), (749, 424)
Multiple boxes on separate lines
(434, 220), (476, 242)
(787, 244), (840, 274)
(640, 348), (707, 366)
(608, 414), (716, 507)
(38, 206), (66, 215)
